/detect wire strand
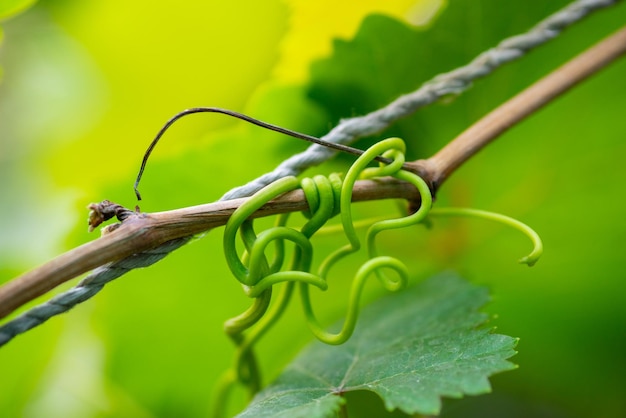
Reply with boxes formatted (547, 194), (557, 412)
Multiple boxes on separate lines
(0, 0), (618, 347)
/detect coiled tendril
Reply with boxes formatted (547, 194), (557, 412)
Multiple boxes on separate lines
(213, 138), (543, 416)
(214, 138), (432, 412)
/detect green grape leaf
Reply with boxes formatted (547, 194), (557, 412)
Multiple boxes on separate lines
(237, 273), (517, 417)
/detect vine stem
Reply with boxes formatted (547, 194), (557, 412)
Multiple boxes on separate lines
(0, 26), (625, 321)
(413, 25), (626, 188)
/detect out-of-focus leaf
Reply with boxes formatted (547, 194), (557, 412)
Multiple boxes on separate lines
(0, 0), (37, 84)
(238, 273), (517, 417)
(0, 0), (36, 20)
(275, 0), (439, 83)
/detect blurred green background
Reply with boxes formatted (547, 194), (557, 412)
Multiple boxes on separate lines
(1, 0), (625, 417)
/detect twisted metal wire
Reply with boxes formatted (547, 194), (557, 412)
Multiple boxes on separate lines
(221, 0), (620, 199)
(0, 0), (619, 347)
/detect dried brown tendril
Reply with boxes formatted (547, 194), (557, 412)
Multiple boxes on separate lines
(87, 200), (136, 233)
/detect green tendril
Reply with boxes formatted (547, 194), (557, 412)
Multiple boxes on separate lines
(215, 136), (542, 417)
(216, 137), (433, 409)
(301, 256), (409, 345)
(428, 207), (543, 266)
(223, 176), (301, 286)
(365, 169), (432, 286)
(300, 138), (433, 344)
(317, 138), (411, 278)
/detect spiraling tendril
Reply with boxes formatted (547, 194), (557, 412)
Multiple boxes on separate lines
(427, 207), (543, 266)
(213, 138), (432, 415)
(212, 138), (542, 417)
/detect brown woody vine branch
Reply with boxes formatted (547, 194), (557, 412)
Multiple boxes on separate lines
(0, 26), (625, 321)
